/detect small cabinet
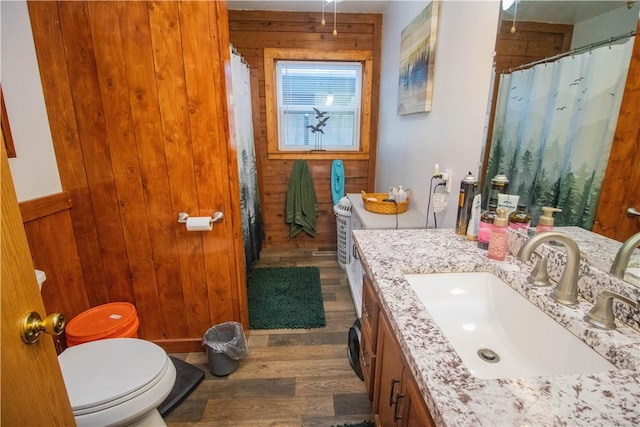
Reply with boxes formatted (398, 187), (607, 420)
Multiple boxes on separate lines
(363, 276), (435, 427)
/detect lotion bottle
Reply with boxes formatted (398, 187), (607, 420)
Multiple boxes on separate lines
(536, 207), (562, 233)
(488, 208), (509, 261)
(466, 193), (482, 241)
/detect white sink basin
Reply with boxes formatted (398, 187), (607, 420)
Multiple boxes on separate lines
(404, 272), (616, 379)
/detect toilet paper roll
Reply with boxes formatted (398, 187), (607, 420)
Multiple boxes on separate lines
(186, 216), (212, 231)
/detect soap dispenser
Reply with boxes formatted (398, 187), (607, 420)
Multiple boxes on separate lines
(536, 207), (562, 233)
(488, 208), (509, 261)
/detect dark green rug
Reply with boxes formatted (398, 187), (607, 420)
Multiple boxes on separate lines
(247, 267), (326, 329)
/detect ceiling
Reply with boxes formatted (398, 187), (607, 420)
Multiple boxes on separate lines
(227, 1), (632, 24)
(227, 0), (391, 14)
(501, 1), (632, 24)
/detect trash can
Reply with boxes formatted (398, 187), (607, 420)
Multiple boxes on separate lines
(203, 322), (249, 376)
(333, 196), (352, 270)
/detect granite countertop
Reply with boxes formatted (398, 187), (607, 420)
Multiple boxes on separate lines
(353, 228), (640, 426)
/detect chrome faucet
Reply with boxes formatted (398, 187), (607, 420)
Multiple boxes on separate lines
(518, 232), (581, 305)
(610, 231), (640, 279)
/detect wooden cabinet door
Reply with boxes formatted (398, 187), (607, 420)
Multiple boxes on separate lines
(361, 274), (380, 400)
(401, 372), (436, 427)
(374, 314), (406, 425)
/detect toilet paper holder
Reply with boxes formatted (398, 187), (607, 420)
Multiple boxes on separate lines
(177, 212), (224, 224)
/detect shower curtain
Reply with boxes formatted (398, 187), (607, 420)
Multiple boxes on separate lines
(486, 37), (634, 229)
(230, 46), (264, 270)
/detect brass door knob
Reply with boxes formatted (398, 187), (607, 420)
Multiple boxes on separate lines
(21, 311), (65, 344)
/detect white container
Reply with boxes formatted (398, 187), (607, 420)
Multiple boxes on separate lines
(333, 197), (353, 269)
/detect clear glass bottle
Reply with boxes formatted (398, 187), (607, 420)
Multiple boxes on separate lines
(488, 208), (509, 261)
(509, 205), (531, 231)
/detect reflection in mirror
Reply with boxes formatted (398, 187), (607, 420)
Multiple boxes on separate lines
(484, 1), (640, 286)
(610, 231), (640, 284)
(485, 35), (633, 227)
(513, 225), (640, 288)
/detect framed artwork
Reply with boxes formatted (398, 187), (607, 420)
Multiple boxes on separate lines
(397, 1), (440, 115)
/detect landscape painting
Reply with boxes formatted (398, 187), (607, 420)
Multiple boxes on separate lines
(397, 1), (439, 115)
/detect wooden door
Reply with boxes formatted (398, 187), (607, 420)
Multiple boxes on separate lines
(1, 140), (75, 425)
(593, 18), (640, 242)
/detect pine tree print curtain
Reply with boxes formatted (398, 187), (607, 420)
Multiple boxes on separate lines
(486, 37), (634, 229)
(230, 47), (264, 271)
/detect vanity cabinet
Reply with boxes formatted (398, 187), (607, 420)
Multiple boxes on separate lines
(361, 274), (380, 400)
(361, 274), (435, 427)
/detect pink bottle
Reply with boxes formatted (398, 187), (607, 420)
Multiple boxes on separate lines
(535, 207), (561, 233)
(488, 208), (509, 261)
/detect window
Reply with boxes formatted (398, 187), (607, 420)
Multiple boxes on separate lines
(276, 61), (362, 151)
(264, 48), (373, 159)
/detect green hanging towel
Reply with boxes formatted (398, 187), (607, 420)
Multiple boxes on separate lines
(285, 159), (318, 238)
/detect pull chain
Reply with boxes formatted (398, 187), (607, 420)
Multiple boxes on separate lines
(333, 0), (337, 36)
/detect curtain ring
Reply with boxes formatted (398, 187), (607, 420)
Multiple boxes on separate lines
(609, 37), (613, 49)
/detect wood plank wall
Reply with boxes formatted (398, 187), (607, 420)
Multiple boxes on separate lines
(20, 193), (90, 321)
(482, 21), (573, 184)
(27, 0), (246, 353)
(228, 10), (382, 249)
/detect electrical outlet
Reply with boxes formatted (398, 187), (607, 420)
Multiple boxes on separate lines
(442, 169), (453, 193)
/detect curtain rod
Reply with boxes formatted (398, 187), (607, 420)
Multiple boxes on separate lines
(505, 30), (636, 74)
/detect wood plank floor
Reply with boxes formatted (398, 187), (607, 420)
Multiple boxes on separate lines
(165, 249), (373, 426)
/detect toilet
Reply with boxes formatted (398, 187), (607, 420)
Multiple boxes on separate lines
(58, 338), (176, 427)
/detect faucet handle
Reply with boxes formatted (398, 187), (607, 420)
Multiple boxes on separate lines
(584, 290), (639, 330)
(528, 252), (551, 287)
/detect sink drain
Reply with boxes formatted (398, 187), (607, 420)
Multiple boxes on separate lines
(477, 348), (500, 363)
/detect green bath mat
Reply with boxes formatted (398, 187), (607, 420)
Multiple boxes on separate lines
(247, 267), (326, 330)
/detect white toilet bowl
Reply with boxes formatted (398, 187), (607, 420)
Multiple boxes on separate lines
(58, 338), (177, 427)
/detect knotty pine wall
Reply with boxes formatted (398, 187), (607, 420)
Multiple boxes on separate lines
(20, 193), (90, 322)
(228, 10), (382, 249)
(27, 0), (247, 352)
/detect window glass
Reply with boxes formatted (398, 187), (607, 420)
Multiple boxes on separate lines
(276, 61), (362, 151)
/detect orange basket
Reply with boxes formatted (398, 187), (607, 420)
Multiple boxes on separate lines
(361, 190), (411, 214)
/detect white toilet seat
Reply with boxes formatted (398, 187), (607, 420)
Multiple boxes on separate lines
(58, 338), (176, 427)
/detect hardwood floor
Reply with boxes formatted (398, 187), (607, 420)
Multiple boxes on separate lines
(165, 249), (373, 426)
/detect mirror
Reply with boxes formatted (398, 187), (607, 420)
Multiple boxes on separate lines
(487, 0), (640, 286)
